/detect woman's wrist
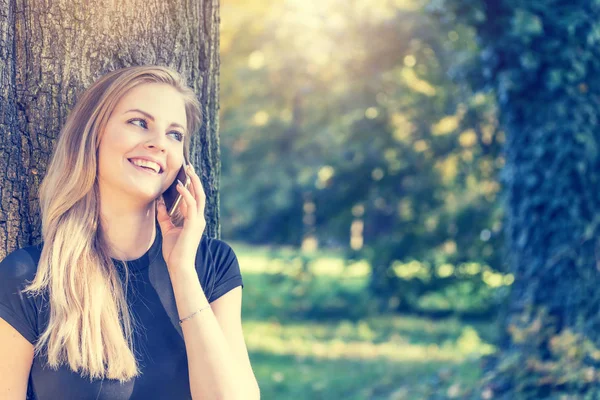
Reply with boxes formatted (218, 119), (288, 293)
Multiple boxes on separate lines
(178, 304), (211, 324)
(167, 262), (197, 277)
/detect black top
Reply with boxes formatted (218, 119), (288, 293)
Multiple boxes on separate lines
(0, 224), (244, 399)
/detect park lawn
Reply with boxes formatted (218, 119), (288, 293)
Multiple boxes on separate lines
(228, 240), (497, 399)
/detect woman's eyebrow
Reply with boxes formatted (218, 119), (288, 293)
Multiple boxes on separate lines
(125, 109), (186, 131)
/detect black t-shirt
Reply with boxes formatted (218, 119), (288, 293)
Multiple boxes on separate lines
(0, 224), (244, 399)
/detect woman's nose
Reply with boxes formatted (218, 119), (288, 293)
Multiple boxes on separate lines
(144, 131), (167, 151)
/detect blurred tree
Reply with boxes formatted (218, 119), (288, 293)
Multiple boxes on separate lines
(434, 0), (600, 396)
(221, 0), (506, 315)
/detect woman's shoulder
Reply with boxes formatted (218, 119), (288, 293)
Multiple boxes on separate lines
(0, 242), (42, 283)
(202, 235), (236, 253)
(200, 236), (239, 267)
(198, 236), (243, 301)
(0, 243), (44, 345)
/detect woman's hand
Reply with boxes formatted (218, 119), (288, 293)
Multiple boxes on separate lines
(156, 163), (206, 272)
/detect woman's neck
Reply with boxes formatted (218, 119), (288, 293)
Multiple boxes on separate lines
(100, 202), (157, 261)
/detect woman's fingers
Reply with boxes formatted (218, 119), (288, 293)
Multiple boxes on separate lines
(180, 193), (188, 218)
(177, 180), (197, 219)
(156, 196), (175, 230)
(172, 163), (206, 228)
(185, 164), (206, 213)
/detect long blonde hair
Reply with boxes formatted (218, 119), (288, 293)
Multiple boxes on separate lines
(23, 65), (202, 382)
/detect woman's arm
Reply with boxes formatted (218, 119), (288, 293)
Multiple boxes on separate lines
(0, 317), (34, 399)
(169, 267), (260, 400)
(156, 162), (259, 399)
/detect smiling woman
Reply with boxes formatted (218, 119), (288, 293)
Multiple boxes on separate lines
(0, 65), (259, 399)
(97, 82), (190, 235)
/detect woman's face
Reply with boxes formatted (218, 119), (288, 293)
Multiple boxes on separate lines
(97, 83), (188, 207)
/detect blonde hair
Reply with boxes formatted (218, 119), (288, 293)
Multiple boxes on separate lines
(23, 65), (202, 382)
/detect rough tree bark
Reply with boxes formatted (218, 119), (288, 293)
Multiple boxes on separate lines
(0, 0), (221, 260)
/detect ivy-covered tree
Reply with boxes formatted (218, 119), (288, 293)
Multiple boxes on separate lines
(431, 0), (600, 396)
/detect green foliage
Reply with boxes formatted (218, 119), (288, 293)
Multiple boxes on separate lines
(220, 0), (505, 315)
(234, 241), (495, 398)
(245, 270), (374, 321)
(234, 240), (509, 321)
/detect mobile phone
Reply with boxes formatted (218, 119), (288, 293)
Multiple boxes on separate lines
(163, 159), (192, 217)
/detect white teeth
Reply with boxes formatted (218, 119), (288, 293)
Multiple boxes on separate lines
(129, 158), (161, 173)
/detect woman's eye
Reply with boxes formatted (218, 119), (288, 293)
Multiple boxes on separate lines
(169, 131), (184, 142)
(128, 118), (183, 141)
(129, 118), (148, 129)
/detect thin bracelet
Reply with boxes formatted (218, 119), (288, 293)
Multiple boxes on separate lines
(178, 304), (211, 324)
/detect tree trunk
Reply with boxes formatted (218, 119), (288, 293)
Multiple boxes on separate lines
(0, 0), (221, 260)
(439, 1), (600, 397)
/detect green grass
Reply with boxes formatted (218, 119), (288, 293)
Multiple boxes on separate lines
(228, 240), (497, 399)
